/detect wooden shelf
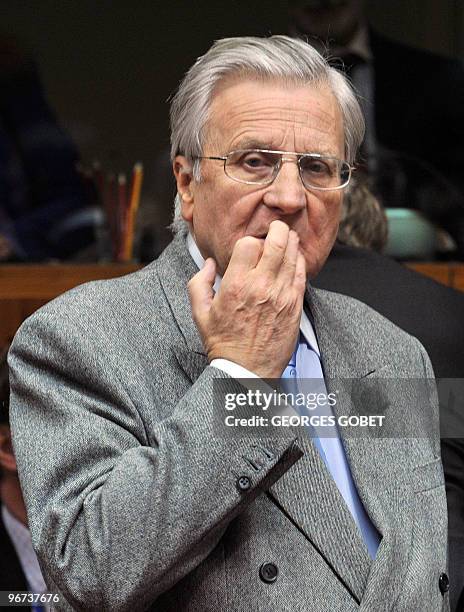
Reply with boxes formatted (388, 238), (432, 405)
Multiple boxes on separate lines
(453, 265), (464, 292)
(1, 261), (463, 347)
(0, 263), (140, 300)
(0, 263), (140, 345)
(405, 263), (453, 287)
(405, 262), (464, 290)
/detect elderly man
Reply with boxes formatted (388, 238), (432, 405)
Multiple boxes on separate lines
(9, 36), (448, 611)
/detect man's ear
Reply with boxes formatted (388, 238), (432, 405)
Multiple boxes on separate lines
(0, 425), (16, 473)
(173, 155), (195, 223)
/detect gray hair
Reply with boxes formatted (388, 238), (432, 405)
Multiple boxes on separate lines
(338, 175), (388, 253)
(169, 35), (365, 232)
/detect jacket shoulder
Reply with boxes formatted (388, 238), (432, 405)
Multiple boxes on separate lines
(40, 260), (160, 311)
(12, 258), (180, 354)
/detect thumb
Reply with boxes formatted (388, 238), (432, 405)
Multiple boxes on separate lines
(188, 258), (216, 325)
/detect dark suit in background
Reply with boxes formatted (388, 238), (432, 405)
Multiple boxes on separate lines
(369, 29), (464, 255)
(370, 29), (464, 201)
(314, 242), (464, 611)
(314, 243), (464, 378)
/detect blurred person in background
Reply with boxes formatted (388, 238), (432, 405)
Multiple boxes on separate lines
(337, 174), (387, 252)
(0, 34), (97, 261)
(289, 0), (464, 257)
(0, 344), (48, 608)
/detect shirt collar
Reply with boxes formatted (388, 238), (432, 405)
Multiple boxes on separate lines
(186, 232), (320, 355)
(1, 504), (47, 594)
(187, 232), (222, 293)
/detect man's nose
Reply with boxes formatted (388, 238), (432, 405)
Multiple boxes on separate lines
(262, 158), (306, 214)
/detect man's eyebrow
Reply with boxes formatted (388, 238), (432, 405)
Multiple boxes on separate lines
(231, 139), (275, 151)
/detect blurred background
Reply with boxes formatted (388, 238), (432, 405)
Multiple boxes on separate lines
(1, 0), (463, 263)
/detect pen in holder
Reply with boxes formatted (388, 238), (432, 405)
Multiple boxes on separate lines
(81, 161), (144, 262)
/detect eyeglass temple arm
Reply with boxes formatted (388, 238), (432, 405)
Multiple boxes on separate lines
(195, 156), (227, 161)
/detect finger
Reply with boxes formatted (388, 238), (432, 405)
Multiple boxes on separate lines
(277, 229), (300, 286)
(223, 235), (263, 281)
(293, 250), (307, 296)
(256, 220), (290, 276)
(188, 258), (216, 325)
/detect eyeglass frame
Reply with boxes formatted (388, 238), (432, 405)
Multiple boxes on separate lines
(194, 148), (355, 191)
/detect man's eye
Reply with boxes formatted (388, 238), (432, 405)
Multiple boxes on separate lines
(307, 162), (329, 174)
(242, 155), (268, 168)
(305, 161), (330, 174)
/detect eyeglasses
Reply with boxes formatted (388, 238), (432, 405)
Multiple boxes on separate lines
(195, 149), (354, 191)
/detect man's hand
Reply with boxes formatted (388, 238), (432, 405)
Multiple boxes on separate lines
(189, 220), (307, 378)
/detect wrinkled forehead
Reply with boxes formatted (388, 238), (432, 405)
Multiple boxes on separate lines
(204, 76), (344, 154)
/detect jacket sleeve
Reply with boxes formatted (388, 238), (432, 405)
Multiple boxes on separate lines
(8, 308), (302, 611)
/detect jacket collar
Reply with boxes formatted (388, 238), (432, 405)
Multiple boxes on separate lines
(157, 228), (205, 357)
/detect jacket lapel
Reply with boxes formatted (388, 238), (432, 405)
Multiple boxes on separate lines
(157, 231), (208, 383)
(268, 433), (372, 601)
(267, 287), (383, 602)
(308, 288), (418, 610)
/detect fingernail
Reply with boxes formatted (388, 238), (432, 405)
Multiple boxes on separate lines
(204, 258), (216, 273)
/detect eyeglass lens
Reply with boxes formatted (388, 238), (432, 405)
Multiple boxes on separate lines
(225, 150), (350, 189)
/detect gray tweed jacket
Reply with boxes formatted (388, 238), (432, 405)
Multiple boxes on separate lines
(8, 229), (449, 611)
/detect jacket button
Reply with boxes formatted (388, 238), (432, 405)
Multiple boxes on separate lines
(259, 562), (278, 584)
(237, 476), (251, 491)
(439, 572), (450, 595)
